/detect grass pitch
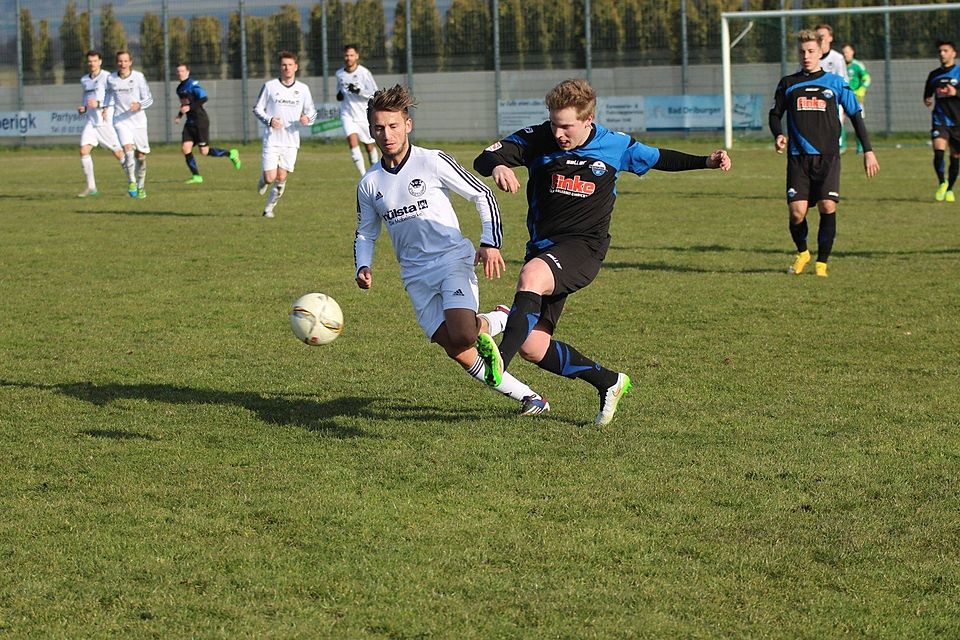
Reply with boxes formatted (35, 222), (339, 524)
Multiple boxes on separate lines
(1, 140), (958, 638)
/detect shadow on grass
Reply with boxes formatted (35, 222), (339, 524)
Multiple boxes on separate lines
(80, 429), (159, 440)
(603, 260), (783, 274)
(611, 243), (960, 259)
(74, 209), (216, 218)
(1, 380), (376, 438)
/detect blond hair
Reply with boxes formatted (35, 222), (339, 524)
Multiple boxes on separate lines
(797, 29), (822, 46)
(367, 84), (417, 122)
(545, 79), (596, 121)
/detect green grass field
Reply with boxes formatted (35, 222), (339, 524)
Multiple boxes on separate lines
(1, 139), (958, 638)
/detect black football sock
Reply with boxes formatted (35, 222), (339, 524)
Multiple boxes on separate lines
(817, 213), (836, 263)
(934, 149), (946, 183)
(535, 340), (619, 391)
(185, 152), (199, 175)
(498, 291), (542, 369)
(789, 218), (808, 252)
(949, 157), (959, 190)
(209, 147), (229, 158)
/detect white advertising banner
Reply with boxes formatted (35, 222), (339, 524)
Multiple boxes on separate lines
(0, 110), (85, 137)
(497, 97), (645, 135)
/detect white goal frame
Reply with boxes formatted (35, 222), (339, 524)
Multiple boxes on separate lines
(721, 2), (960, 148)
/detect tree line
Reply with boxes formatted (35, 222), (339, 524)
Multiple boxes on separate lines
(18, 0), (959, 84)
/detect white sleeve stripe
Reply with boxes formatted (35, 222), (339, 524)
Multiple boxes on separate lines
(439, 151), (502, 247)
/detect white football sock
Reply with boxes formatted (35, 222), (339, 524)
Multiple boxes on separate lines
(465, 355), (537, 402)
(135, 157), (147, 189)
(124, 149), (136, 182)
(80, 155), (96, 190)
(477, 308), (509, 337)
(350, 146), (365, 175)
(368, 147), (379, 165)
(265, 180), (286, 214)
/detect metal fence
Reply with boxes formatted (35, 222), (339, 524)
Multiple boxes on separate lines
(1, 0), (957, 143)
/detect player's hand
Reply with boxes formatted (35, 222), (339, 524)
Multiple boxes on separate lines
(78, 106), (86, 114)
(299, 114), (310, 125)
(180, 105), (190, 113)
(86, 98), (98, 109)
(475, 247), (505, 280)
(707, 149), (731, 171)
(925, 96), (934, 108)
(270, 117), (283, 129)
(774, 135), (787, 154)
(356, 267), (372, 290)
(336, 90), (344, 102)
(130, 102), (141, 112)
(174, 114), (181, 123)
(863, 151), (879, 178)
(491, 165), (520, 193)
(348, 83), (361, 94)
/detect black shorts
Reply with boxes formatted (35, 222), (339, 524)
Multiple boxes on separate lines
(528, 239), (604, 332)
(931, 125), (960, 154)
(181, 119), (211, 146)
(786, 154), (841, 204)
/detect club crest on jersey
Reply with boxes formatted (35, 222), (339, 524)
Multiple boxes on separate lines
(796, 96), (827, 111)
(550, 174), (595, 197)
(823, 89), (834, 99)
(787, 188), (797, 198)
(523, 127), (534, 133)
(408, 178), (426, 196)
(589, 161), (607, 177)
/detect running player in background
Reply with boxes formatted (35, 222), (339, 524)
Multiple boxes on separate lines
(77, 50), (125, 198)
(842, 43), (871, 154)
(923, 40), (960, 203)
(474, 79), (731, 425)
(174, 63), (240, 185)
(355, 85), (549, 416)
(252, 51), (317, 218)
(105, 50), (153, 199)
(770, 30), (879, 278)
(335, 44), (379, 175)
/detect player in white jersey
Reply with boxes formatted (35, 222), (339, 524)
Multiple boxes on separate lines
(77, 50), (125, 198)
(354, 85), (550, 416)
(815, 24), (850, 152)
(336, 44), (379, 175)
(105, 50), (153, 198)
(252, 51), (317, 218)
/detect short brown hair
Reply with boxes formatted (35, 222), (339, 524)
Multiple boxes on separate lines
(545, 79), (596, 120)
(797, 29), (822, 46)
(116, 49), (131, 60)
(367, 84), (416, 122)
(86, 50), (101, 60)
(814, 23), (833, 35)
(279, 50), (298, 63)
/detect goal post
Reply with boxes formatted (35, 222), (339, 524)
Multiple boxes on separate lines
(721, 2), (960, 149)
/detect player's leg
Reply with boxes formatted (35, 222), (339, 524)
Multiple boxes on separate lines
(132, 130), (151, 198)
(78, 141), (98, 197)
(812, 157), (841, 277)
(786, 156), (812, 274)
(519, 320), (629, 426)
(497, 258), (554, 371)
(264, 151), (294, 217)
(477, 304), (510, 337)
(197, 118), (232, 164)
(933, 131), (948, 200)
(260, 146), (278, 201)
(346, 132), (365, 175)
(365, 142), (379, 166)
(182, 135), (203, 183)
(946, 132), (960, 202)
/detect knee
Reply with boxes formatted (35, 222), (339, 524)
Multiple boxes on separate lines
(444, 328), (476, 357)
(518, 341), (547, 364)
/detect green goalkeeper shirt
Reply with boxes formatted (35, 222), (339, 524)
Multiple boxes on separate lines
(847, 58), (871, 94)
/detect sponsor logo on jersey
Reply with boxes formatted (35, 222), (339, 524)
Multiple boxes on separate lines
(452, 289), (465, 297)
(566, 159), (586, 165)
(485, 141), (502, 152)
(796, 96), (827, 111)
(589, 161), (607, 177)
(417, 199), (428, 210)
(274, 96), (302, 107)
(408, 178), (426, 196)
(375, 191), (383, 200)
(383, 202), (425, 224)
(550, 174), (595, 197)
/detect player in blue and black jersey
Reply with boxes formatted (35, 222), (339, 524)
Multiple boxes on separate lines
(474, 79), (731, 425)
(769, 29), (879, 278)
(923, 41), (960, 202)
(174, 63), (240, 184)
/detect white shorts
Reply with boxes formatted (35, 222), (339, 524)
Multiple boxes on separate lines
(114, 122), (150, 153)
(341, 115), (374, 144)
(80, 121), (121, 151)
(405, 259), (480, 340)
(261, 145), (299, 172)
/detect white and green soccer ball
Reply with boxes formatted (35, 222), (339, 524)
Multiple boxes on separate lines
(290, 292), (344, 345)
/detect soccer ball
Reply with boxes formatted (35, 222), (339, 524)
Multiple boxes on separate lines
(290, 292), (344, 345)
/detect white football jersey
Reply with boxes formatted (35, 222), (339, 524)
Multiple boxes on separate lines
(821, 49), (849, 81)
(105, 70), (153, 128)
(253, 78), (317, 148)
(335, 64), (377, 122)
(80, 71), (111, 127)
(355, 145), (502, 281)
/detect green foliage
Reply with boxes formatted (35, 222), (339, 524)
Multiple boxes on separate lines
(139, 13), (162, 76)
(19, 9), (37, 81)
(100, 4), (127, 60)
(228, 12), (274, 80)
(37, 20), (54, 82)
(1, 142), (959, 636)
(444, 0), (491, 70)
(498, 0), (525, 69)
(187, 16), (223, 80)
(60, 0), (90, 78)
(271, 5), (304, 63)
(350, 0), (389, 73)
(393, 0), (442, 73)
(305, 4), (328, 79)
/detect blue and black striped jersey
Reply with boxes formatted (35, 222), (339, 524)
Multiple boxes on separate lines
(474, 122), (660, 260)
(175, 77), (209, 124)
(923, 64), (960, 127)
(769, 69), (861, 156)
